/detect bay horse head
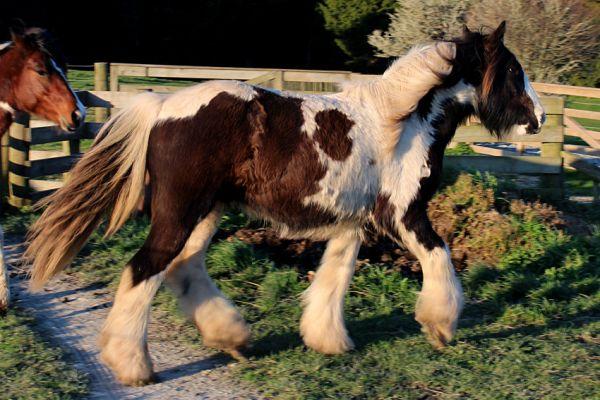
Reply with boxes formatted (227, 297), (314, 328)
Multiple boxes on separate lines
(0, 23), (85, 134)
(450, 21), (545, 137)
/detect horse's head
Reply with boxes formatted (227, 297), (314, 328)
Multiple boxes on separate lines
(452, 22), (545, 137)
(0, 24), (85, 132)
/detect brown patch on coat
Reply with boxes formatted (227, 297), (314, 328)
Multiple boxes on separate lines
(312, 109), (354, 161)
(373, 193), (397, 237)
(239, 88), (338, 229)
(128, 89), (338, 283)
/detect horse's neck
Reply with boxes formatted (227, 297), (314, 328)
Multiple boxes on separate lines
(416, 80), (476, 146)
(0, 110), (13, 137)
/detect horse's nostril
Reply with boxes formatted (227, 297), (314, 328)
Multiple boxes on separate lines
(72, 110), (83, 128)
(540, 112), (547, 125)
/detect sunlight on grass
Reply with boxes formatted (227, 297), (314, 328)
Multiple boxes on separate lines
(0, 309), (88, 399)
(3, 172), (598, 399)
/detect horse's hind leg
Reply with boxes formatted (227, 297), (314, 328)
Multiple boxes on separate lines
(300, 229), (361, 354)
(165, 205), (250, 356)
(99, 199), (209, 386)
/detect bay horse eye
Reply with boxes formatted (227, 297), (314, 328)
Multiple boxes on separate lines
(35, 67), (48, 77)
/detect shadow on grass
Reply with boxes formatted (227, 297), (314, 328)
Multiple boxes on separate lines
(247, 233), (599, 358)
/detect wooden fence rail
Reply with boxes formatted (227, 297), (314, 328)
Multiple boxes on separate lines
(12, 61), (600, 205)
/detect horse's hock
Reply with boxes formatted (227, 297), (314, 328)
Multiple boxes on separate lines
(2, 61), (599, 206)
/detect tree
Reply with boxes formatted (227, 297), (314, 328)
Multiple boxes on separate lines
(318, 0), (396, 68)
(369, 0), (599, 84)
(467, 0), (599, 83)
(368, 0), (470, 58)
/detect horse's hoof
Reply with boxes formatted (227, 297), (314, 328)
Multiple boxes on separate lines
(200, 317), (251, 354)
(420, 322), (453, 349)
(302, 330), (355, 355)
(99, 334), (155, 386)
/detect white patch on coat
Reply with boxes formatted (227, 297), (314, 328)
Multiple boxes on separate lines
(381, 80), (476, 219)
(158, 80), (257, 120)
(299, 98), (380, 224)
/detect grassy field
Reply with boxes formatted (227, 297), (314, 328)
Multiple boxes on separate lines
(0, 308), (88, 399)
(3, 71), (599, 399)
(4, 172), (598, 399)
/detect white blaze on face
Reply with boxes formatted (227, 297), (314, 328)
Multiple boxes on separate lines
(524, 73), (545, 126)
(0, 41), (12, 51)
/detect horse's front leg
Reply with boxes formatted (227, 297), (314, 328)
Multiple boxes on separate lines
(374, 199), (464, 348)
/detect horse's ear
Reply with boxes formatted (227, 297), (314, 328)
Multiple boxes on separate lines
(9, 19), (26, 42)
(488, 21), (506, 43)
(462, 25), (471, 37)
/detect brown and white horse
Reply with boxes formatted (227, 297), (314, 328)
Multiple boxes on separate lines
(0, 24), (85, 312)
(26, 22), (544, 385)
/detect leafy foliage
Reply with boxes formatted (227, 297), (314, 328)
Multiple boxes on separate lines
(369, 0), (599, 84)
(467, 0), (599, 83)
(317, 0), (395, 68)
(368, 0), (470, 57)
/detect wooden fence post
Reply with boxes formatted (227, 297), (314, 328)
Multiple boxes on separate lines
(109, 64), (119, 92)
(541, 142), (564, 200)
(95, 62), (109, 122)
(8, 113), (31, 207)
(273, 70), (284, 90)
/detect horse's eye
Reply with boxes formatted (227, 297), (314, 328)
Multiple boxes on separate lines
(508, 67), (514, 74)
(34, 67), (48, 77)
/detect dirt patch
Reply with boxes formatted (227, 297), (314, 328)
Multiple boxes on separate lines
(4, 236), (260, 400)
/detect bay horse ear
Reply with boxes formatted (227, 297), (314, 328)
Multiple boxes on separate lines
(489, 21), (506, 44)
(9, 19), (26, 42)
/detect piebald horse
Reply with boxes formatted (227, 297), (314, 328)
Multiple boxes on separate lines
(26, 22), (544, 385)
(0, 24), (85, 312)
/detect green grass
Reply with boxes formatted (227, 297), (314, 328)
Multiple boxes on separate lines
(0, 309), (88, 399)
(5, 173), (599, 399)
(566, 95), (600, 132)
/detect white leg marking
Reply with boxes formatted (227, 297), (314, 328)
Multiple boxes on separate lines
(99, 267), (163, 386)
(166, 207), (250, 353)
(300, 230), (361, 354)
(401, 230), (463, 348)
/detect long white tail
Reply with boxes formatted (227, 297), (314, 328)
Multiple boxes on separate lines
(25, 92), (164, 290)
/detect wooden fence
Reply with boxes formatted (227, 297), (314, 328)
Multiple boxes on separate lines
(6, 61), (600, 206)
